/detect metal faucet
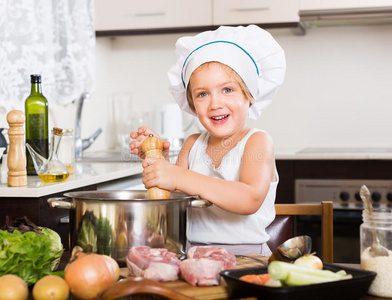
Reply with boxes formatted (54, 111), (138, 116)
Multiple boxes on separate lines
(75, 92), (103, 159)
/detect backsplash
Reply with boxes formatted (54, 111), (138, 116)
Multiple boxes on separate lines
(2, 24), (391, 152)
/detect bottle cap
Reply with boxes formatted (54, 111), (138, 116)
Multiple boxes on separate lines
(30, 74), (41, 83)
(52, 127), (63, 136)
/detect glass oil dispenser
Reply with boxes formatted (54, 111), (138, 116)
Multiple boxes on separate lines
(26, 127), (69, 182)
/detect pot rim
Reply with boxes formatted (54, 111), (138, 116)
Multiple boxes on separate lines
(63, 190), (199, 203)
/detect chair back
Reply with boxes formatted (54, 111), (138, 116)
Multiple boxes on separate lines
(266, 201), (333, 263)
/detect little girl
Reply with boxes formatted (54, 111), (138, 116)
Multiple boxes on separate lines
(130, 25), (285, 256)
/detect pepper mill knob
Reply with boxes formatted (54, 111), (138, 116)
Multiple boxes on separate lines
(7, 110), (27, 187)
(141, 134), (171, 199)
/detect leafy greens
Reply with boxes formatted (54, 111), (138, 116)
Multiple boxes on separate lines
(0, 225), (64, 284)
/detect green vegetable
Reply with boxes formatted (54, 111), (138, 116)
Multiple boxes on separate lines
(39, 227), (63, 271)
(95, 217), (114, 256)
(285, 271), (335, 286)
(76, 211), (114, 256)
(76, 211), (97, 253)
(268, 261), (352, 286)
(0, 229), (64, 285)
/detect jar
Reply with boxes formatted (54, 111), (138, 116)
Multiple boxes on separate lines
(57, 128), (74, 174)
(360, 208), (392, 297)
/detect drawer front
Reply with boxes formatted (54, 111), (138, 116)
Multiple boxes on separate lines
(96, 0), (212, 31)
(213, 0), (299, 25)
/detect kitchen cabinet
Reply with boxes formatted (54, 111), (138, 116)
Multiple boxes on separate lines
(299, 0), (392, 10)
(95, 0), (212, 31)
(213, 0), (299, 25)
(95, 0), (301, 36)
(0, 185), (97, 251)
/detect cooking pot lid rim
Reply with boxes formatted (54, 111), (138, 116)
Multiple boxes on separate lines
(63, 190), (199, 202)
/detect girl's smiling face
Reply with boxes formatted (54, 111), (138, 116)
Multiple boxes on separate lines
(188, 62), (251, 139)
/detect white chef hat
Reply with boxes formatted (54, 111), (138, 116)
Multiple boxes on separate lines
(167, 25), (286, 120)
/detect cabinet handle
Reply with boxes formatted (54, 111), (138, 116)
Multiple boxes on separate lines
(135, 12), (166, 17)
(233, 6), (270, 12)
(60, 216), (69, 224)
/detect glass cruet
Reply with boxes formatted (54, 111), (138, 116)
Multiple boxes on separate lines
(26, 127), (69, 182)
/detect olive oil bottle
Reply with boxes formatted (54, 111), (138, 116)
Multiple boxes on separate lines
(25, 74), (49, 175)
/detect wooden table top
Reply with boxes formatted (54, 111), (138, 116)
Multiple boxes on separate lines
(119, 255), (265, 300)
(119, 258), (392, 300)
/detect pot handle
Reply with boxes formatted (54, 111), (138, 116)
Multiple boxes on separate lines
(190, 196), (212, 208)
(47, 197), (73, 209)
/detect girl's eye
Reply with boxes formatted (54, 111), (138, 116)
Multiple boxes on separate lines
(197, 92), (208, 98)
(223, 87), (232, 94)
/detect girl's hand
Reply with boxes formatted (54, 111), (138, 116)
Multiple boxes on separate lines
(142, 158), (179, 191)
(129, 126), (171, 160)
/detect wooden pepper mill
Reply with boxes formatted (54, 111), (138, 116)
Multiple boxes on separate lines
(7, 110), (27, 187)
(141, 134), (171, 199)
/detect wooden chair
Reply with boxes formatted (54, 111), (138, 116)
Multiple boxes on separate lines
(266, 201), (334, 263)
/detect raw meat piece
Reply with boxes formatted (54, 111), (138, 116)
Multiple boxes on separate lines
(127, 246), (180, 269)
(187, 246), (236, 270)
(179, 258), (224, 286)
(144, 262), (179, 282)
(127, 259), (144, 277)
(126, 246), (180, 282)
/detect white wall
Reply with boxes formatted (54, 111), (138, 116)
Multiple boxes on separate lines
(3, 24), (391, 152)
(254, 24), (392, 150)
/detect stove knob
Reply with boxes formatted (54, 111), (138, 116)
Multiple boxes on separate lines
(340, 191), (350, 201)
(355, 192), (362, 202)
(387, 192), (392, 202)
(371, 191), (382, 202)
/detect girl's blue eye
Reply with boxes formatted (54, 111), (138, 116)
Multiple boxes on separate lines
(198, 92), (208, 98)
(223, 88), (232, 94)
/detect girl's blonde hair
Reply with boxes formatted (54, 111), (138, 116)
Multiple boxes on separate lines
(186, 62), (254, 114)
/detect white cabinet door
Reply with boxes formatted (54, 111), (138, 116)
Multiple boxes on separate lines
(95, 0), (212, 31)
(300, 0), (392, 10)
(213, 0), (300, 25)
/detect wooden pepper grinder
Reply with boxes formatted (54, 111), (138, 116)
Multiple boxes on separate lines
(7, 110), (27, 187)
(141, 134), (171, 199)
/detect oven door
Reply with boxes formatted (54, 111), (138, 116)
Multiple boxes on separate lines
(296, 210), (361, 263)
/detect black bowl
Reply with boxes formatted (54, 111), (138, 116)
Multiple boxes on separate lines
(220, 263), (376, 300)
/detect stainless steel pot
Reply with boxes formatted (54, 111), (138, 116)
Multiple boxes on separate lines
(48, 190), (211, 265)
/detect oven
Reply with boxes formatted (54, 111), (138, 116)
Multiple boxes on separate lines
(294, 179), (392, 263)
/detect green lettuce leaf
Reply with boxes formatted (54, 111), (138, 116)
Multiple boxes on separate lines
(0, 229), (64, 285)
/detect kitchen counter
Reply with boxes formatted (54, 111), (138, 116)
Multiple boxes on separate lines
(0, 161), (143, 198)
(275, 147), (392, 160)
(2, 147), (392, 197)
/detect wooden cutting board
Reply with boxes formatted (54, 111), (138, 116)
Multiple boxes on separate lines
(120, 255), (268, 300)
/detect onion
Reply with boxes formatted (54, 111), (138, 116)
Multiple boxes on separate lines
(102, 255), (120, 282)
(64, 253), (120, 299)
(293, 253), (323, 270)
